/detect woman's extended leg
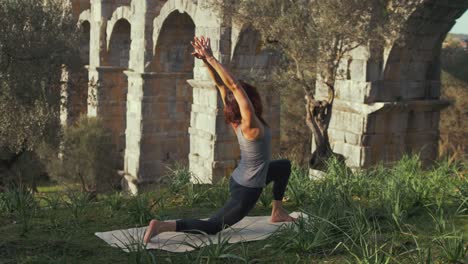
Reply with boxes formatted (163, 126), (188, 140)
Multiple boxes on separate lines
(143, 178), (261, 243)
(265, 159), (296, 222)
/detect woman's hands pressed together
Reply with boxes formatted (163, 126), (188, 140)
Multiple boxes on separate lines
(191, 36), (214, 60)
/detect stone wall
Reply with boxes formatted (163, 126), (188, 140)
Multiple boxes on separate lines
(140, 72), (193, 181)
(95, 67), (128, 166)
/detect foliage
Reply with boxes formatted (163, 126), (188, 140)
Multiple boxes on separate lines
(286, 166), (312, 206)
(441, 42), (468, 83)
(184, 182), (207, 208)
(64, 189), (91, 222)
(0, 183), (38, 234)
(40, 116), (119, 194)
(182, 231), (247, 263)
(205, 177), (230, 208)
(258, 183), (274, 208)
(439, 69), (468, 161)
(0, 0), (80, 153)
(103, 192), (125, 216)
(115, 230), (158, 264)
(40, 192), (63, 210)
(435, 230), (467, 263)
(163, 163), (192, 194)
(0, 0), (83, 192)
(126, 193), (158, 226)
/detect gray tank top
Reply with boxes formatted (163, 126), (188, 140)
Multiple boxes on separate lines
(231, 125), (272, 188)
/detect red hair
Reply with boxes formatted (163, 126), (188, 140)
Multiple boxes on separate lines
(224, 80), (268, 126)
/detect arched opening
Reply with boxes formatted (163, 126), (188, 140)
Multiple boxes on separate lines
(231, 27), (280, 156)
(231, 27), (267, 74)
(98, 18), (131, 168)
(376, 1), (467, 163)
(108, 19), (131, 68)
(140, 11), (195, 181)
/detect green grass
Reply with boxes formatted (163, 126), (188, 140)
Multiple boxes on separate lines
(0, 156), (467, 263)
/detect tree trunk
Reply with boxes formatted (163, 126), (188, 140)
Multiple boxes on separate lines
(305, 95), (343, 170)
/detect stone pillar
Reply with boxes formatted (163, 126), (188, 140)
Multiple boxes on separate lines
(88, 0), (112, 116)
(124, 71), (145, 193)
(186, 80), (220, 183)
(122, 0), (160, 193)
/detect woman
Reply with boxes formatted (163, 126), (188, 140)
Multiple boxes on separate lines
(143, 36), (295, 243)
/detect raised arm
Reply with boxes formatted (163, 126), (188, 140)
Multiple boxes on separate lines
(191, 36), (257, 128)
(203, 60), (228, 106)
(192, 38), (228, 106)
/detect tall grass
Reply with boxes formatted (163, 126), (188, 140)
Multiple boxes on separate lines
(435, 229), (466, 263)
(258, 184), (273, 208)
(271, 155), (466, 261)
(205, 177), (230, 208)
(1, 154), (465, 263)
(181, 230), (249, 263)
(40, 192), (63, 210)
(64, 190), (92, 222)
(1, 183), (38, 235)
(115, 230), (157, 264)
(126, 193), (158, 226)
(164, 163), (191, 194)
(286, 166), (312, 206)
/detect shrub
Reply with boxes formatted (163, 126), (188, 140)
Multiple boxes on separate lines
(42, 116), (119, 194)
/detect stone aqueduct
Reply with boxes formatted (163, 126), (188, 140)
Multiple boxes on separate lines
(63, 0), (467, 190)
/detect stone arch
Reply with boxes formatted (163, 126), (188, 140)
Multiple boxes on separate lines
(78, 9), (91, 25)
(231, 26), (275, 74)
(230, 26), (281, 155)
(108, 18), (131, 68)
(152, 0), (198, 54)
(106, 6), (132, 51)
(373, 0), (467, 162)
(151, 11), (195, 72)
(140, 11), (196, 181)
(383, 1), (467, 98)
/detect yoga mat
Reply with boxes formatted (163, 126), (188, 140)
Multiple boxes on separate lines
(95, 212), (303, 253)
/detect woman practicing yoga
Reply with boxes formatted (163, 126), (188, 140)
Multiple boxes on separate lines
(143, 36), (295, 243)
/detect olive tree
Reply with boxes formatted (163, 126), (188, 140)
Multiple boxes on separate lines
(0, 0), (80, 188)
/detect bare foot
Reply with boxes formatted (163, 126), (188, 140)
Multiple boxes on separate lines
(270, 207), (297, 223)
(143, 220), (176, 244)
(143, 220), (161, 244)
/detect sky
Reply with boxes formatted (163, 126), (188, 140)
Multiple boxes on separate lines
(450, 11), (468, 35)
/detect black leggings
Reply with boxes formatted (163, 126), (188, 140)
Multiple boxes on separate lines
(175, 159), (292, 235)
